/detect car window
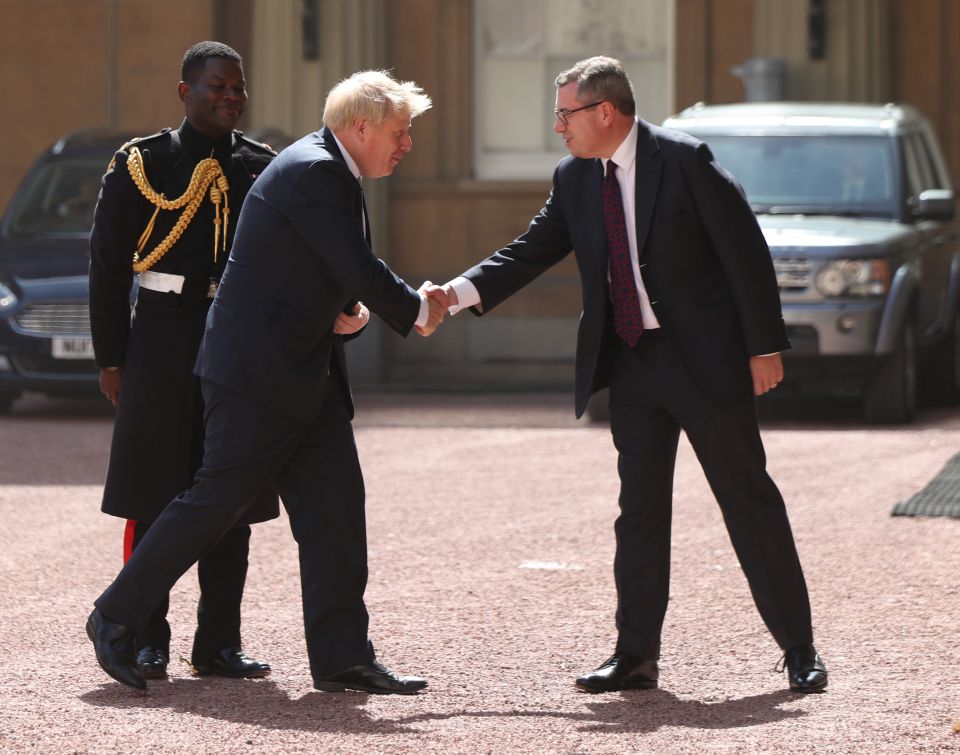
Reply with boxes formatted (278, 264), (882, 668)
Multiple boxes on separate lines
(901, 133), (933, 198)
(914, 131), (946, 189)
(5, 158), (106, 237)
(693, 134), (897, 218)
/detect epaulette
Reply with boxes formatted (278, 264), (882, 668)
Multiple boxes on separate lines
(235, 130), (278, 155)
(117, 127), (173, 154)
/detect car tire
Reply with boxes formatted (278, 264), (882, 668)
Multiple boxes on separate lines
(921, 305), (960, 406)
(863, 317), (917, 424)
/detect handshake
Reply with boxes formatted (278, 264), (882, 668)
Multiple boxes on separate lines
(332, 280), (459, 338)
(333, 281), (459, 337)
(415, 281), (458, 337)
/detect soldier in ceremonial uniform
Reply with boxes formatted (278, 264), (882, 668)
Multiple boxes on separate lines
(88, 41), (284, 680)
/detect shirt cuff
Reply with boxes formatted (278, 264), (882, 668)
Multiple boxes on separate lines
(414, 293), (430, 328)
(448, 276), (481, 315)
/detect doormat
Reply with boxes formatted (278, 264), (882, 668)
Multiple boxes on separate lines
(892, 453), (960, 518)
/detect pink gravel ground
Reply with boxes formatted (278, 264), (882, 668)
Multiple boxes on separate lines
(0, 391), (958, 753)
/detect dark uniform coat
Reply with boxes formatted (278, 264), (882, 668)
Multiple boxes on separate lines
(89, 119), (279, 524)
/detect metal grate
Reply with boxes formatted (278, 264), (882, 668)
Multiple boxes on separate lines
(12, 303), (90, 336)
(774, 257), (813, 292)
(892, 453), (960, 518)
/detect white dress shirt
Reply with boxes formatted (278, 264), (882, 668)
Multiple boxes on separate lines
(448, 118), (659, 329)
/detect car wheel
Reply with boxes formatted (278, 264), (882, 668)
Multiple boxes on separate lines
(921, 305), (960, 406)
(863, 317), (917, 423)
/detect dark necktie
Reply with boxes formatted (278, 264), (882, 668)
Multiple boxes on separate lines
(602, 160), (644, 346)
(358, 179), (371, 246)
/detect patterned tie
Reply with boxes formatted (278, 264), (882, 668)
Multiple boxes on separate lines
(602, 160), (644, 346)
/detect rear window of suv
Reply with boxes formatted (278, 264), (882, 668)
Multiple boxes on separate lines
(700, 134), (897, 219)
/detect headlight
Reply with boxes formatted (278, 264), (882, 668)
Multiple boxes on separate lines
(0, 283), (18, 312)
(814, 259), (889, 297)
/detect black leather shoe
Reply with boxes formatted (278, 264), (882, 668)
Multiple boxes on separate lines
(314, 661), (427, 695)
(85, 608), (146, 690)
(137, 646), (169, 679)
(781, 644), (828, 693)
(575, 653), (659, 692)
(195, 647), (271, 678)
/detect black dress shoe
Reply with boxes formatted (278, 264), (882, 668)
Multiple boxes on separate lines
(195, 647), (271, 678)
(781, 644), (828, 693)
(314, 661), (428, 695)
(137, 646), (169, 679)
(85, 608), (146, 690)
(575, 653), (659, 692)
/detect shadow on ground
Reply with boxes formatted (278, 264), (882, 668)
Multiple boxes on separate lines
(80, 680), (803, 736)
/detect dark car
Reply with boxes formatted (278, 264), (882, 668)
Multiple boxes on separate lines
(661, 102), (960, 423)
(0, 129), (135, 412)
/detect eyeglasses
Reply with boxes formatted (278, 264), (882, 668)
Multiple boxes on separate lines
(553, 100), (605, 125)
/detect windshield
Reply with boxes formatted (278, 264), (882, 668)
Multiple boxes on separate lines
(5, 158), (106, 237)
(696, 135), (897, 218)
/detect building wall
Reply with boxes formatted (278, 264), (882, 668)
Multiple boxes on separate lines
(753, 0), (889, 102)
(891, 0), (960, 195)
(675, 0), (755, 109)
(0, 0), (219, 211)
(383, 0), (577, 389)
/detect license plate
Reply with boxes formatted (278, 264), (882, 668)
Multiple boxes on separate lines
(51, 337), (95, 360)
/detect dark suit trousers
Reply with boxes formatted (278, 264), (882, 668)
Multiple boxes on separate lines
(131, 520), (250, 665)
(607, 331), (813, 659)
(96, 375), (375, 680)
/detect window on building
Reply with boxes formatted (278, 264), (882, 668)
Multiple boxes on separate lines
(473, 0), (673, 179)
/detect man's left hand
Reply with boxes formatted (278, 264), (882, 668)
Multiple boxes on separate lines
(334, 302), (370, 335)
(750, 353), (784, 395)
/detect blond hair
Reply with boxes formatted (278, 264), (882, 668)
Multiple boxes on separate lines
(323, 70), (432, 131)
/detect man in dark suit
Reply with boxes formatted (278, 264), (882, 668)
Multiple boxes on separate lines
(89, 41), (278, 681)
(86, 69), (443, 694)
(439, 56), (828, 693)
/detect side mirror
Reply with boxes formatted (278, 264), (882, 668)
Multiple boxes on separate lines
(911, 189), (955, 221)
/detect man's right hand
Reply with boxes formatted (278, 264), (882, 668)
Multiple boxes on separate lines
(441, 282), (459, 309)
(416, 281), (449, 336)
(99, 367), (122, 406)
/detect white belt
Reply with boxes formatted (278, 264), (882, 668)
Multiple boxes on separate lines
(139, 271), (184, 294)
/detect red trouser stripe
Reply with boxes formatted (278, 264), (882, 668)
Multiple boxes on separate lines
(123, 519), (137, 563)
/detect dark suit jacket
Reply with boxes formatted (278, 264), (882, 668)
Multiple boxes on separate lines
(196, 127), (422, 422)
(461, 119), (789, 418)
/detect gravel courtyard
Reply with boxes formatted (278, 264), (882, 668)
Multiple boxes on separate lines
(0, 391), (957, 753)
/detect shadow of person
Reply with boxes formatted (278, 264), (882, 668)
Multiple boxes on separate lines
(576, 688), (806, 733)
(79, 678), (425, 735)
(80, 681), (805, 736)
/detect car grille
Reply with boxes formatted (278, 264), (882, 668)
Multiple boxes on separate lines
(774, 258), (813, 292)
(12, 303), (90, 336)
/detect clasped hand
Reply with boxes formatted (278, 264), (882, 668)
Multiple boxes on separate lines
(415, 281), (458, 336)
(334, 302), (370, 335)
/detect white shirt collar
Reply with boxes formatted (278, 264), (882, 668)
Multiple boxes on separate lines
(331, 130), (362, 180)
(602, 118), (639, 174)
